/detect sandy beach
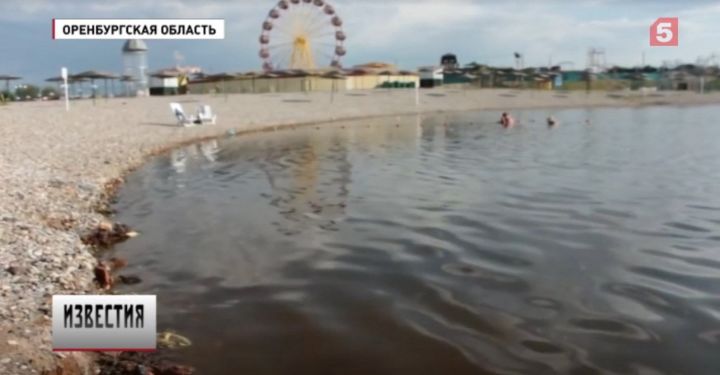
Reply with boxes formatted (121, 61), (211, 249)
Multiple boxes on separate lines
(1, 88), (720, 374)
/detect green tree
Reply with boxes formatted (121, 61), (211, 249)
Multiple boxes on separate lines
(15, 85), (40, 100)
(41, 86), (59, 99)
(1, 91), (16, 102)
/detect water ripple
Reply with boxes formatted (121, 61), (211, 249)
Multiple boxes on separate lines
(111, 108), (720, 374)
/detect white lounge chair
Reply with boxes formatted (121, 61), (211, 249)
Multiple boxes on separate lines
(170, 102), (199, 127)
(197, 104), (217, 125)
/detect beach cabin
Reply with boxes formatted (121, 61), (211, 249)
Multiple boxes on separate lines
(665, 71), (702, 91)
(419, 67), (444, 88)
(149, 70), (181, 96)
(344, 63), (419, 90)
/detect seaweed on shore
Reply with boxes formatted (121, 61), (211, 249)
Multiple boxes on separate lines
(93, 256), (134, 289)
(94, 177), (125, 215)
(94, 262), (113, 290)
(82, 221), (138, 248)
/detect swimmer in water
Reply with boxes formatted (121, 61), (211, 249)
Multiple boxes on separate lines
(500, 112), (515, 127)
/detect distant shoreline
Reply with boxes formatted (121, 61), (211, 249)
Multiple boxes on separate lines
(1, 88), (720, 374)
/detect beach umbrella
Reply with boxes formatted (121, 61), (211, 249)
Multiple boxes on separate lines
(68, 76), (90, 98)
(73, 70), (119, 99)
(322, 70), (346, 79)
(322, 70), (345, 103)
(244, 71), (260, 93)
(285, 70), (312, 92)
(120, 75), (137, 97)
(46, 74), (85, 86)
(207, 73), (237, 99)
(45, 76), (64, 89)
(207, 73), (237, 89)
(0, 75), (21, 93)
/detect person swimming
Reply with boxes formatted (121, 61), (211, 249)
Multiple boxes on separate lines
(547, 116), (558, 126)
(500, 112), (515, 127)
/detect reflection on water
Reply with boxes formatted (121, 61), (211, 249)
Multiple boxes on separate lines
(170, 140), (220, 173)
(112, 106), (720, 374)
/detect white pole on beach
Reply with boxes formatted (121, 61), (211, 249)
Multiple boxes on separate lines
(61, 67), (70, 112)
(415, 82), (420, 109)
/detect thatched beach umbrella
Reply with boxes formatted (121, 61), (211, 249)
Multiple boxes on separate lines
(45, 76), (67, 98)
(322, 70), (346, 103)
(243, 71), (260, 93)
(285, 70), (313, 92)
(69, 76), (90, 98)
(120, 75), (137, 97)
(206, 73), (237, 96)
(322, 70), (346, 79)
(45, 76), (64, 84)
(73, 70), (119, 98)
(46, 75), (85, 89)
(0, 75), (21, 93)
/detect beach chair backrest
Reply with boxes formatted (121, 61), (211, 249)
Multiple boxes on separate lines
(170, 102), (187, 123)
(198, 105), (212, 117)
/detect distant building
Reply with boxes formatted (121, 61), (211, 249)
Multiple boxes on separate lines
(664, 71), (702, 91)
(149, 69), (181, 96)
(561, 70), (585, 83)
(418, 66), (443, 88)
(346, 62), (419, 90)
(442, 73), (472, 86)
(190, 71), (343, 94)
(122, 39), (149, 96)
(188, 62), (419, 94)
(441, 54), (472, 86)
(148, 66), (200, 95)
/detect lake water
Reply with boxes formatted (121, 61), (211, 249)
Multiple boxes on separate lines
(111, 106), (720, 374)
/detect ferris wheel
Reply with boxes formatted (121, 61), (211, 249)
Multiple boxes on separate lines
(259, 0), (346, 71)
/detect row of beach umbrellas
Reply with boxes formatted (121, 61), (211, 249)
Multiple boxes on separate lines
(1, 71), (133, 99)
(45, 70), (131, 98)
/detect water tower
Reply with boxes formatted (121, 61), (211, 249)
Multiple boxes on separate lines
(441, 53), (459, 71)
(122, 39), (149, 96)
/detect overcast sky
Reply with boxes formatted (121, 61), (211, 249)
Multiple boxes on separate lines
(0, 0), (719, 84)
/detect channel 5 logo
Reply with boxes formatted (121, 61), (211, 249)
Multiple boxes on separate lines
(650, 17), (678, 47)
